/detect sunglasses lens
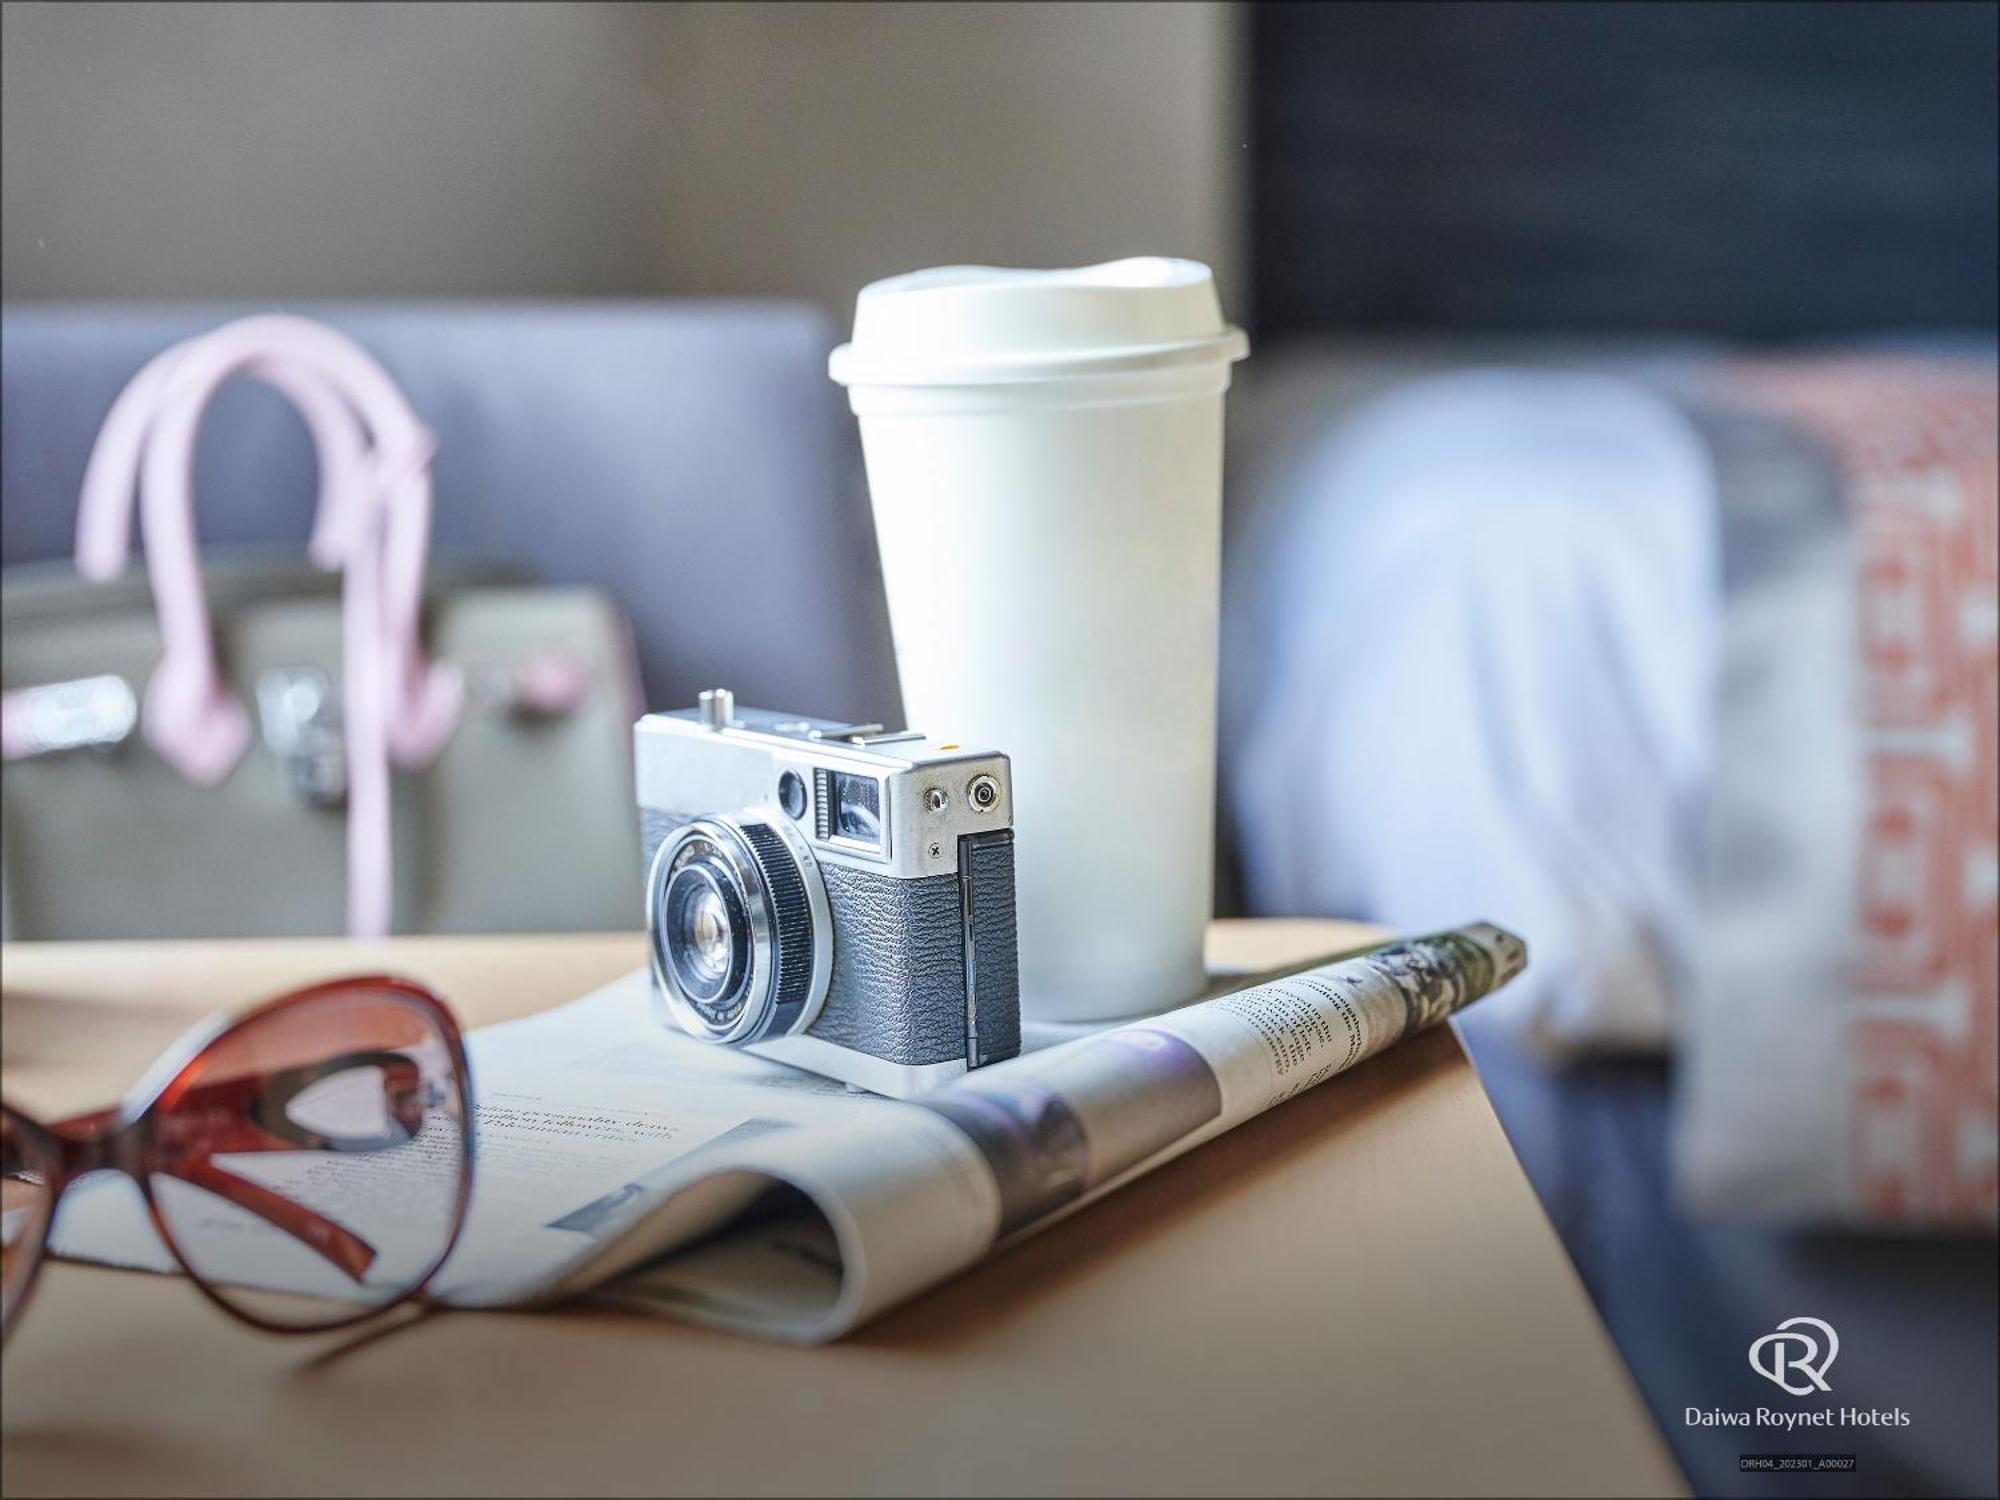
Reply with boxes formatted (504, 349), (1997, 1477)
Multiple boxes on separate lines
(2, 1107), (58, 1337)
(146, 982), (470, 1330)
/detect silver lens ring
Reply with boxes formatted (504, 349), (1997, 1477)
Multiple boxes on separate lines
(647, 816), (831, 1046)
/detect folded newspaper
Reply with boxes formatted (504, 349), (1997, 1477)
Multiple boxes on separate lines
(54, 923), (1525, 1343)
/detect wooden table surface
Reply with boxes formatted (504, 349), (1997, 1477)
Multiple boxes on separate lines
(0, 921), (1684, 1498)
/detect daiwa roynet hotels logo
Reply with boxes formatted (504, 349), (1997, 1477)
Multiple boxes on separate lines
(1684, 1317), (1912, 1431)
(1751, 1315), (1840, 1395)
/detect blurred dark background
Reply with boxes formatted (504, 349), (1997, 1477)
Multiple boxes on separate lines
(1250, 0), (1999, 338)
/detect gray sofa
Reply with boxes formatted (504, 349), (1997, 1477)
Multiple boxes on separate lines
(1, 300), (903, 730)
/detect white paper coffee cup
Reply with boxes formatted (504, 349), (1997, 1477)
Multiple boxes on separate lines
(831, 258), (1248, 1021)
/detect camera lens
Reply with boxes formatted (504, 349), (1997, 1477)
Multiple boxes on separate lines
(661, 859), (747, 1006)
(648, 818), (831, 1047)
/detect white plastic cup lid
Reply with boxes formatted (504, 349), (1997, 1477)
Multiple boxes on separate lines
(829, 257), (1248, 387)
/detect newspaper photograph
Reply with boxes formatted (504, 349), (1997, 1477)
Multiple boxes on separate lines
(51, 923), (1526, 1343)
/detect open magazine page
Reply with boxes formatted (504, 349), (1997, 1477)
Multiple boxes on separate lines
(51, 925), (1524, 1345)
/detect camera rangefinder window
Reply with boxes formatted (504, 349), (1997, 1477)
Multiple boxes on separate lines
(830, 772), (883, 847)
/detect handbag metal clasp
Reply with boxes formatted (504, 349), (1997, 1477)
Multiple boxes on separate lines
(255, 667), (347, 808)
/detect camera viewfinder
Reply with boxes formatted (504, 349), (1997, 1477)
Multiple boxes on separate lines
(829, 772), (884, 848)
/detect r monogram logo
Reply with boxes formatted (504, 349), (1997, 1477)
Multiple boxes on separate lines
(1749, 1316), (1840, 1396)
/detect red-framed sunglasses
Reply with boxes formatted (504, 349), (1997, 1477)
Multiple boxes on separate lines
(1, 975), (473, 1339)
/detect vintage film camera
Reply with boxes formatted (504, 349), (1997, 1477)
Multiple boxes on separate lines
(636, 690), (1019, 1096)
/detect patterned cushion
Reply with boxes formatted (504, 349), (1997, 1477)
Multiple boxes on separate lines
(1679, 357), (1997, 1227)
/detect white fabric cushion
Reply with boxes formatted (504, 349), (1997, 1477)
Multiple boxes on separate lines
(1224, 370), (1717, 1055)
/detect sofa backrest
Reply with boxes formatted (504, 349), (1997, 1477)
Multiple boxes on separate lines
(1, 299), (904, 727)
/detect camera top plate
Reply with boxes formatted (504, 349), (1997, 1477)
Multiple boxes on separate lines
(635, 694), (1013, 880)
(653, 701), (998, 772)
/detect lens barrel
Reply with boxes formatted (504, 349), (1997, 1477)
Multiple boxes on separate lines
(648, 817), (829, 1046)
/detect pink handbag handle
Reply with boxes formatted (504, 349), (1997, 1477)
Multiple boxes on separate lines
(71, 315), (463, 936)
(77, 339), (364, 779)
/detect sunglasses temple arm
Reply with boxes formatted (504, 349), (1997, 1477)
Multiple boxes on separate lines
(162, 1156), (378, 1281)
(52, 1098), (381, 1282)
